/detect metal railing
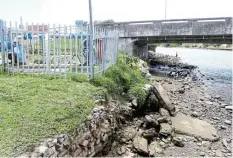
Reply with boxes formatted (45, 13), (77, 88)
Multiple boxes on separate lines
(0, 20), (119, 79)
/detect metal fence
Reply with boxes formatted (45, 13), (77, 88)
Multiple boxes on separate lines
(0, 20), (119, 79)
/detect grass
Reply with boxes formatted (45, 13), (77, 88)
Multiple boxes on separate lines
(0, 52), (147, 156)
(90, 53), (147, 97)
(0, 74), (106, 156)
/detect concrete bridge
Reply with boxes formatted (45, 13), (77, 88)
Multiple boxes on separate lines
(97, 17), (232, 58)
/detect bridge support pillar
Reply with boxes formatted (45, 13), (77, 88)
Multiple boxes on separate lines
(133, 40), (148, 60)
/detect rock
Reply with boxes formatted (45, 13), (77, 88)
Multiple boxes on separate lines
(222, 139), (231, 152)
(117, 146), (126, 155)
(191, 111), (199, 117)
(133, 136), (148, 154)
(200, 152), (205, 156)
(148, 141), (164, 156)
(79, 140), (89, 147)
(202, 141), (211, 149)
(171, 113), (219, 142)
(212, 117), (220, 120)
(142, 128), (156, 139)
(215, 150), (223, 157)
(225, 106), (233, 110)
(152, 83), (176, 115)
(172, 137), (184, 147)
(220, 125), (227, 130)
(159, 108), (170, 117)
(120, 127), (137, 141)
(144, 84), (152, 92)
(206, 101), (213, 105)
(159, 123), (172, 136)
(214, 95), (221, 100)
(178, 89), (185, 94)
(224, 120), (232, 125)
(145, 115), (157, 125)
(132, 99), (137, 107)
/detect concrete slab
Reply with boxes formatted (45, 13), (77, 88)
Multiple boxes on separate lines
(171, 113), (218, 142)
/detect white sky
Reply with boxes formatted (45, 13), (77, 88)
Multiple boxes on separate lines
(0, 0), (232, 26)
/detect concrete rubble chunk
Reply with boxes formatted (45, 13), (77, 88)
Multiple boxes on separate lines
(172, 137), (185, 147)
(159, 123), (173, 136)
(222, 139), (231, 152)
(152, 83), (176, 115)
(133, 136), (148, 154)
(120, 127), (137, 141)
(171, 113), (219, 142)
(224, 120), (232, 125)
(148, 141), (164, 156)
(79, 140), (89, 147)
(225, 106), (233, 110)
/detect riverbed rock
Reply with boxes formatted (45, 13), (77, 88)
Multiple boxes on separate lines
(224, 120), (232, 125)
(148, 141), (164, 156)
(159, 123), (173, 136)
(142, 128), (156, 139)
(133, 136), (148, 154)
(225, 106), (233, 110)
(215, 150), (223, 157)
(120, 127), (137, 141)
(172, 136), (184, 147)
(222, 139), (231, 152)
(191, 111), (199, 117)
(152, 83), (176, 115)
(171, 113), (218, 141)
(178, 89), (185, 94)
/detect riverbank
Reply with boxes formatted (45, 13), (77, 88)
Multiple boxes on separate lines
(147, 52), (232, 156)
(150, 74), (232, 157)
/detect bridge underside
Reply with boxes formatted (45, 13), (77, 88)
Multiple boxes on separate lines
(131, 35), (232, 44)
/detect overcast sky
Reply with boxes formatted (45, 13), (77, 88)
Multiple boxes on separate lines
(0, 0), (232, 25)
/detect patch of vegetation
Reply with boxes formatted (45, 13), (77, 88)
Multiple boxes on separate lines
(90, 53), (146, 96)
(0, 74), (106, 156)
(128, 84), (147, 106)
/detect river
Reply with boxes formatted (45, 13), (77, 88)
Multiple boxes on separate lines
(155, 47), (232, 103)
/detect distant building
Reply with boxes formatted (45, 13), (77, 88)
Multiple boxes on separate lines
(27, 25), (48, 32)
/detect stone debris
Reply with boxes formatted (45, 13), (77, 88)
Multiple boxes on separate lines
(133, 136), (148, 154)
(148, 141), (164, 156)
(172, 136), (185, 147)
(152, 83), (176, 115)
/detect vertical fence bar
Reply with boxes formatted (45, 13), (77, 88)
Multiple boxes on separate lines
(0, 20), (4, 72)
(59, 24), (61, 79)
(4, 21), (9, 74)
(75, 25), (78, 76)
(9, 21), (14, 75)
(86, 25), (89, 77)
(88, 25), (93, 78)
(64, 25), (67, 79)
(53, 24), (56, 77)
(37, 23), (40, 74)
(31, 23), (35, 74)
(42, 23), (45, 73)
(26, 23), (29, 72)
(80, 25), (83, 74)
(15, 21), (19, 73)
(20, 22), (24, 72)
(69, 25), (72, 74)
(47, 24), (51, 76)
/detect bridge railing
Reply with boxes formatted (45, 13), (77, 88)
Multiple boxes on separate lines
(96, 17), (232, 37)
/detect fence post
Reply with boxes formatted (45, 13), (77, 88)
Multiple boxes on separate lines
(0, 19), (5, 72)
(88, 25), (94, 78)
